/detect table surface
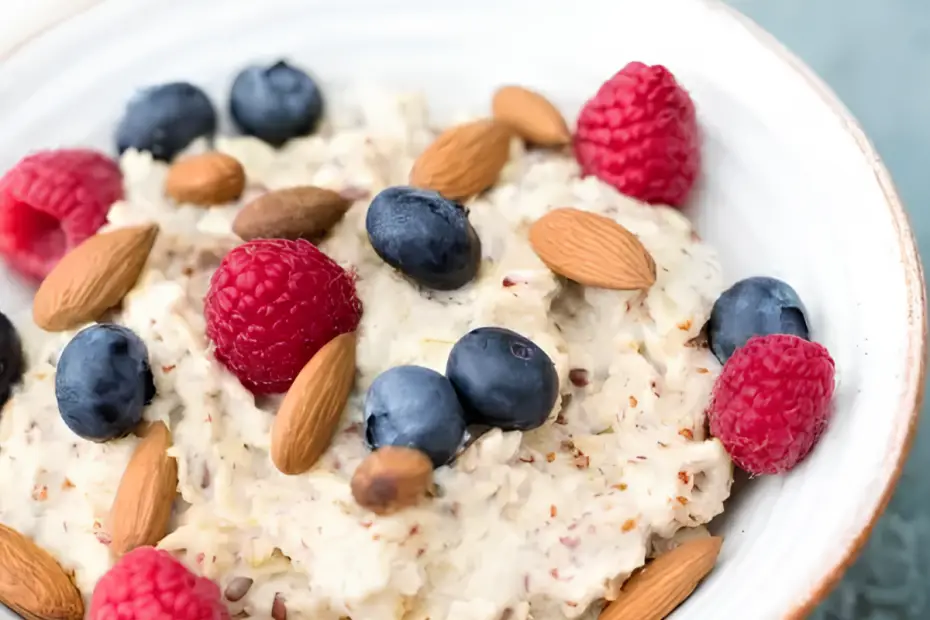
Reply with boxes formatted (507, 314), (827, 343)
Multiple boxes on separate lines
(4, 1), (929, 618)
(727, 1), (930, 618)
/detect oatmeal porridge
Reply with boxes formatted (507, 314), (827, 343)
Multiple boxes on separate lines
(0, 87), (733, 620)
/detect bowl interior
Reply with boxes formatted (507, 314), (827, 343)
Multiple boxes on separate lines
(0, 0), (923, 618)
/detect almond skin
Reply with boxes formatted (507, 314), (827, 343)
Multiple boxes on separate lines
(271, 331), (357, 475)
(409, 119), (512, 201)
(165, 152), (246, 206)
(33, 224), (159, 332)
(233, 186), (352, 242)
(492, 85), (570, 146)
(0, 523), (84, 620)
(351, 446), (434, 515)
(599, 536), (722, 620)
(271, 593), (287, 620)
(109, 421), (178, 556)
(529, 208), (656, 290)
(224, 577), (254, 602)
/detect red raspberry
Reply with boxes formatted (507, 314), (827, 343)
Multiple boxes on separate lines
(574, 62), (700, 207)
(89, 546), (229, 620)
(205, 238), (362, 394)
(708, 334), (836, 475)
(0, 149), (123, 280)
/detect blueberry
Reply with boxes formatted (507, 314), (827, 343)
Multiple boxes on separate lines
(0, 312), (24, 408)
(364, 365), (466, 468)
(55, 324), (155, 441)
(707, 276), (810, 364)
(446, 327), (559, 431)
(116, 82), (217, 161)
(229, 61), (324, 147)
(366, 186), (481, 290)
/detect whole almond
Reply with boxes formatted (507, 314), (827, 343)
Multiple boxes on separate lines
(599, 536), (722, 620)
(233, 186), (352, 242)
(109, 421), (178, 556)
(165, 152), (246, 206)
(0, 523), (84, 620)
(33, 224), (159, 332)
(351, 446), (434, 515)
(409, 119), (512, 201)
(529, 208), (656, 290)
(271, 331), (357, 475)
(492, 85), (571, 147)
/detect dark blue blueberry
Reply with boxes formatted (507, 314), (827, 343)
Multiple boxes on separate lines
(0, 312), (24, 408)
(708, 276), (810, 364)
(229, 61), (324, 147)
(364, 365), (466, 468)
(116, 82), (217, 161)
(446, 327), (559, 431)
(366, 186), (481, 290)
(55, 324), (156, 442)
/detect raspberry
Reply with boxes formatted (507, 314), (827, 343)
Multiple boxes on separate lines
(707, 334), (836, 475)
(89, 546), (229, 620)
(573, 62), (700, 207)
(0, 149), (123, 280)
(205, 238), (362, 394)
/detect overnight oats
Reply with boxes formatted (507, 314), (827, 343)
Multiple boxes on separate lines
(0, 60), (837, 620)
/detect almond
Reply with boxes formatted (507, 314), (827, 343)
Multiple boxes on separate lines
(599, 536), (722, 620)
(529, 208), (656, 290)
(33, 224), (159, 332)
(0, 523), (84, 620)
(109, 421), (178, 556)
(271, 331), (357, 475)
(351, 446), (434, 515)
(492, 85), (571, 147)
(233, 186), (352, 242)
(165, 152), (246, 206)
(409, 119), (512, 201)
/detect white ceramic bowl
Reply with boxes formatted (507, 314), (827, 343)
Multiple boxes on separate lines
(0, 1), (925, 618)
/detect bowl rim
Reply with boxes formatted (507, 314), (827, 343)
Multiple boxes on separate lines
(1, 1), (926, 617)
(709, 4), (926, 617)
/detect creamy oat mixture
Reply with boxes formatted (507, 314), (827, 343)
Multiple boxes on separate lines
(0, 92), (732, 620)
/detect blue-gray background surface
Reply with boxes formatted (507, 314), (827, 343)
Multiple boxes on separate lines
(725, 1), (929, 618)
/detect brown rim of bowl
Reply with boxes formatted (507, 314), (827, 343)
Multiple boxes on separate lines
(709, 1), (928, 618)
(3, 1), (928, 618)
